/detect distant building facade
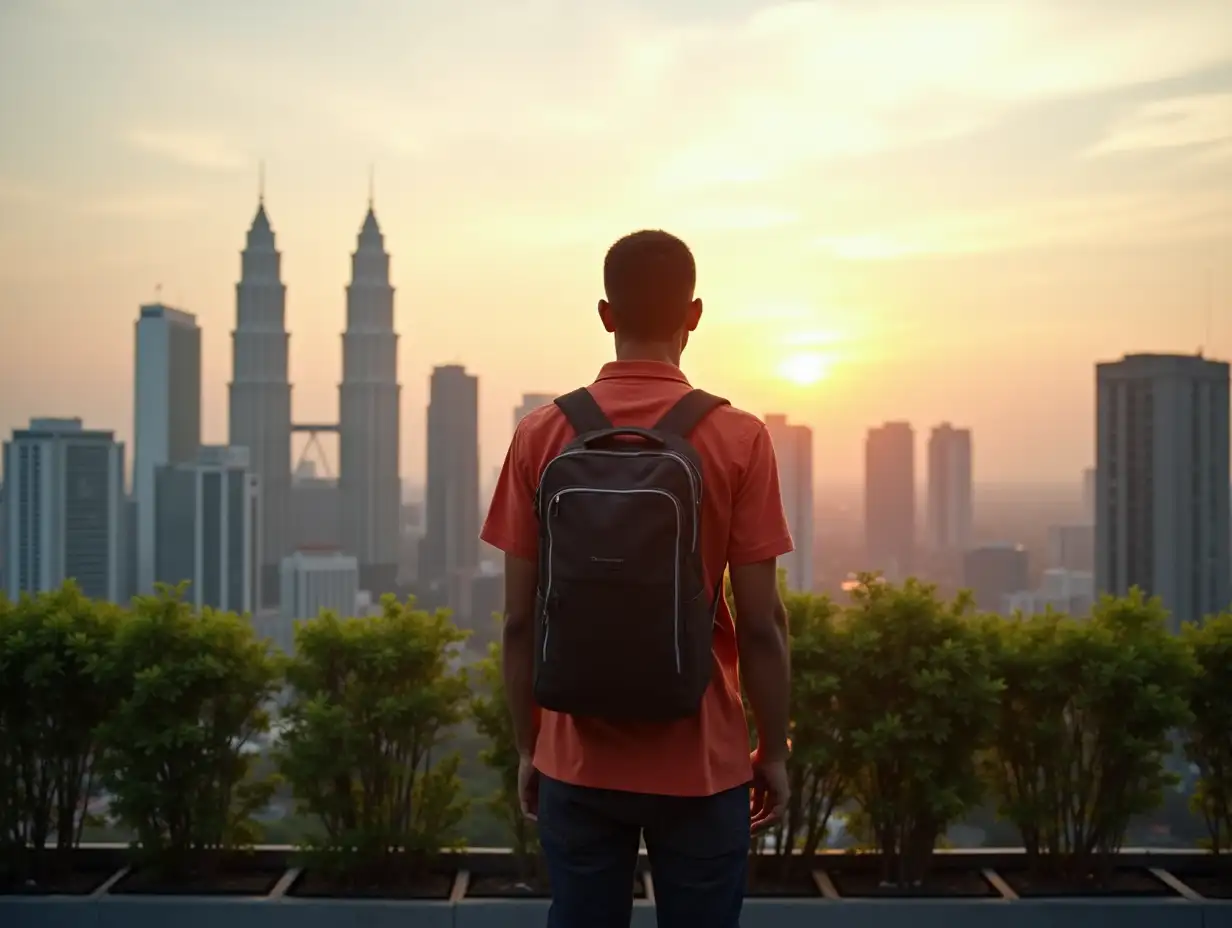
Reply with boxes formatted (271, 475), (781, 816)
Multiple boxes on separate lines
(3, 418), (125, 601)
(926, 423), (972, 553)
(229, 198), (292, 604)
(513, 393), (555, 433)
(963, 543), (1029, 613)
(765, 414), (814, 592)
(1004, 569), (1095, 618)
(271, 550), (360, 654)
(154, 445), (260, 613)
(421, 365), (480, 598)
(865, 421), (915, 580)
(1047, 523), (1095, 573)
(1095, 353), (1231, 630)
(338, 203), (401, 596)
(133, 302), (201, 595)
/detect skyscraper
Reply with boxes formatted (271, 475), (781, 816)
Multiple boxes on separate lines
(926, 423), (972, 553)
(133, 303), (201, 594)
(155, 445), (260, 613)
(338, 199), (401, 595)
(765, 414), (814, 592)
(514, 393), (555, 432)
(865, 421), (915, 581)
(1095, 353), (1231, 630)
(3, 418), (125, 601)
(421, 365), (480, 596)
(229, 195), (291, 604)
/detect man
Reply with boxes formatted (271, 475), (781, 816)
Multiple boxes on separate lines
(482, 229), (792, 928)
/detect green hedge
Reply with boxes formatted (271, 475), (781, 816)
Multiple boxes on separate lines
(1, 578), (1229, 889)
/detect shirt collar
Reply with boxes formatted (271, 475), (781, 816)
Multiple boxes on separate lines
(595, 360), (691, 385)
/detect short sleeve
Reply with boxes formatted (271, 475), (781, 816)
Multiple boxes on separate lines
(480, 423), (539, 561)
(727, 423), (794, 568)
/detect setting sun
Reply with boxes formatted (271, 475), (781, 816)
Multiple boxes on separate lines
(776, 352), (831, 386)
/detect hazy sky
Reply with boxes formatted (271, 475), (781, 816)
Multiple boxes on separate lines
(1, 0), (1229, 486)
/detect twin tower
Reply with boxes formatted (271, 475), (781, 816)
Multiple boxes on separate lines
(229, 195), (400, 603)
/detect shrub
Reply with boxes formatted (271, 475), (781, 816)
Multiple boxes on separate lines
(985, 591), (1195, 881)
(837, 575), (999, 886)
(470, 636), (541, 880)
(96, 586), (279, 878)
(1183, 611), (1232, 853)
(278, 597), (470, 883)
(751, 590), (848, 878)
(0, 584), (122, 885)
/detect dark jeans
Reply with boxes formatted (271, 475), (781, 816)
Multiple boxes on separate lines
(537, 773), (750, 928)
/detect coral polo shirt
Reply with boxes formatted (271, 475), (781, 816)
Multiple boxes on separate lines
(481, 360), (793, 797)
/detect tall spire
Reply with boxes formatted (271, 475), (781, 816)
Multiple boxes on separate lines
(339, 184), (399, 596)
(367, 163), (374, 210)
(258, 159), (265, 205)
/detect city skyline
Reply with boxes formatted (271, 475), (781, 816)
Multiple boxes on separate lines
(2, 1), (1230, 486)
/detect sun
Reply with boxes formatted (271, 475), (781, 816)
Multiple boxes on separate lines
(776, 352), (831, 386)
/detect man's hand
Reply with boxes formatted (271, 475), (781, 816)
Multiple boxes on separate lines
(749, 748), (790, 834)
(518, 753), (540, 821)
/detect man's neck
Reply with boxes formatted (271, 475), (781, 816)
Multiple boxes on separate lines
(613, 340), (682, 367)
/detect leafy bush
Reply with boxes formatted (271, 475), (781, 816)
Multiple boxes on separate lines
(1183, 611), (1232, 853)
(470, 636), (541, 880)
(278, 597), (470, 883)
(985, 591), (1195, 881)
(837, 575), (999, 886)
(96, 586), (279, 878)
(0, 584), (122, 884)
(751, 590), (847, 878)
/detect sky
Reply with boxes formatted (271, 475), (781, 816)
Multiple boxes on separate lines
(1, 0), (1230, 487)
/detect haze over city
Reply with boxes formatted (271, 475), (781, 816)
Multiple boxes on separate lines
(2, 0), (1231, 486)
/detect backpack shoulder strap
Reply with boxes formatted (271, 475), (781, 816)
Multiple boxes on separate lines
(554, 388), (613, 436)
(654, 389), (730, 437)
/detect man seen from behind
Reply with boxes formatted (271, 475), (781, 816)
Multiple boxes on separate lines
(482, 229), (793, 928)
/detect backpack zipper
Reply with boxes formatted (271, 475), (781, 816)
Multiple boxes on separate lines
(539, 449), (701, 550)
(542, 487), (684, 673)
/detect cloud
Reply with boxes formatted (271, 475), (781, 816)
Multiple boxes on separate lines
(1087, 93), (1232, 158)
(637, 0), (1232, 190)
(125, 127), (247, 171)
(813, 191), (1230, 259)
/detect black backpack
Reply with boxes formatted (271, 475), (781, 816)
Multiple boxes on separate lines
(532, 386), (730, 721)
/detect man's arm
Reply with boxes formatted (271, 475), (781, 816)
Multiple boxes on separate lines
(727, 423), (793, 760)
(479, 423), (542, 758)
(731, 559), (790, 759)
(502, 553), (539, 756)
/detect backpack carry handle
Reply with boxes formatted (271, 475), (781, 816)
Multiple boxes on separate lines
(581, 427), (667, 449)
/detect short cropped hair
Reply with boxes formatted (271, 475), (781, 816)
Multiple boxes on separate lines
(603, 230), (696, 339)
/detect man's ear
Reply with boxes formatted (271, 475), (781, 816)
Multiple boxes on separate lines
(685, 298), (703, 332)
(598, 299), (616, 333)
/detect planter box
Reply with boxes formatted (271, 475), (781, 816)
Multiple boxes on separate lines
(2, 846), (1229, 928)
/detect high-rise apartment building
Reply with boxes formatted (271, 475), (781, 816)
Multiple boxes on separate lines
(421, 365), (480, 596)
(865, 421), (915, 580)
(3, 418), (125, 601)
(513, 393), (555, 432)
(229, 196), (292, 604)
(1095, 353), (1231, 629)
(133, 303), (201, 594)
(154, 446), (261, 613)
(338, 201), (401, 596)
(765, 414), (814, 592)
(926, 423), (972, 553)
